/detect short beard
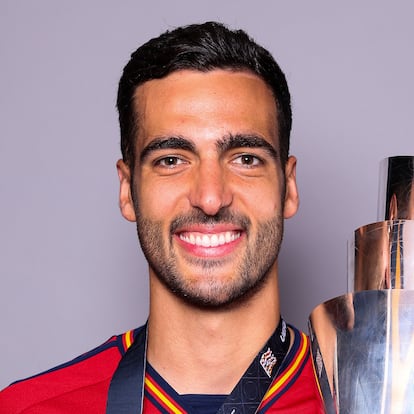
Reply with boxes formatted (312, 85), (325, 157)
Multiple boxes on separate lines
(135, 207), (284, 310)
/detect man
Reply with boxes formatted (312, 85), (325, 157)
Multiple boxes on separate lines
(0, 22), (324, 413)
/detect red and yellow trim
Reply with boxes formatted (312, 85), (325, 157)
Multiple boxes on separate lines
(260, 332), (309, 407)
(121, 329), (135, 352)
(145, 374), (187, 414)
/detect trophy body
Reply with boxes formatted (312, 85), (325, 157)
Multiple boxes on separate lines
(310, 156), (414, 413)
(310, 290), (414, 413)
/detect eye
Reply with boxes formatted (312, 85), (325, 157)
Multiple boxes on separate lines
(154, 156), (187, 168)
(232, 154), (262, 167)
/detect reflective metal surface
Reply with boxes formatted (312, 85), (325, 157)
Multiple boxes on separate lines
(312, 156), (414, 413)
(348, 156), (414, 292)
(309, 290), (414, 414)
(349, 220), (414, 290)
(378, 156), (414, 221)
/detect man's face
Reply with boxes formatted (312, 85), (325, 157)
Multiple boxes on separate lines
(118, 69), (298, 308)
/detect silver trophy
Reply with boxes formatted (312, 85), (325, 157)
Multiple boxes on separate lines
(309, 156), (414, 413)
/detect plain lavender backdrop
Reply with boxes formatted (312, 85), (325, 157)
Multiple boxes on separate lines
(1, 0), (413, 388)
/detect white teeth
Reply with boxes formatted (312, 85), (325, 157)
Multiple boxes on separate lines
(225, 232), (232, 243)
(202, 235), (210, 247)
(179, 231), (241, 247)
(210, 234), (219, 247)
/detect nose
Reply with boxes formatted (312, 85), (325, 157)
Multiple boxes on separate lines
(189, 161), (233, 216)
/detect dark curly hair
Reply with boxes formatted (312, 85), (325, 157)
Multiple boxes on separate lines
(117, 21), (292, 171)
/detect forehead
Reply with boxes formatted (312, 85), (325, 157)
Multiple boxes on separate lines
(133, 69), (279, 147)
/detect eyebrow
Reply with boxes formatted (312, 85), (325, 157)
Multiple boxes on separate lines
(216, 134), (279, 161)
(140, 136), (196, 163)
(139, 133), (278, 163)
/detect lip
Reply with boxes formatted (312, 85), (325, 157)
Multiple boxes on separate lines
(173, 225), (245, 258)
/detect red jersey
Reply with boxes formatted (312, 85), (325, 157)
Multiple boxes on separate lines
(0, 325), (324, 413)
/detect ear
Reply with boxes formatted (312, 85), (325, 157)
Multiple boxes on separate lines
(116, 159), (137, 222)
(283, 156), (299, 219)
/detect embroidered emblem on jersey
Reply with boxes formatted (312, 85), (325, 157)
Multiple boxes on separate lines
(260, 348), (277, 377)
(280, 319), (287, 343)
(315, 348), (323, 378)
(258, 332), (309, 412)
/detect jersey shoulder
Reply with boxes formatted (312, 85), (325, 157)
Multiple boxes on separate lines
(0, 326), (144, 414)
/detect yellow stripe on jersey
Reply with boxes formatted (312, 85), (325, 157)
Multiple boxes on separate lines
(262, 333), (308, 400)
(145, 376), (185, 414)
(124, 329), (133, 349)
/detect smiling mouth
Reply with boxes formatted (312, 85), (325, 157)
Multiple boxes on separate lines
(178, 231), (241, 247)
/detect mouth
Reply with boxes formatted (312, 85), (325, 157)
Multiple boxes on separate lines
(178, 231), (241, 247)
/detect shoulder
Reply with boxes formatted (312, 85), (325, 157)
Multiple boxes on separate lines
(0, 326), (145, 414)
(259, 325), (325, 413)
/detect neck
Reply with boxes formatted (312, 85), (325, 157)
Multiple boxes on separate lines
(146, 270), (281, 394)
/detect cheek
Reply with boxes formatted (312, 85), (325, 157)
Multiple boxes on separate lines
(237, 179), (283, 217)
(138, 179), (188, 219)
(254, 195), (280, 218)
